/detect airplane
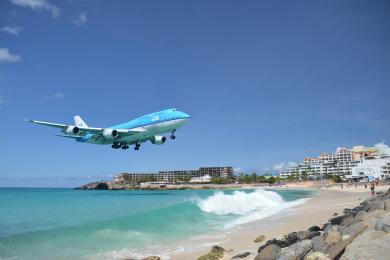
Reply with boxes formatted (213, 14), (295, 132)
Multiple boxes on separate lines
(28, 108), (191, 150)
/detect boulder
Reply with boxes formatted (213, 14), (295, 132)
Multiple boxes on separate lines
(254, 235), (266, 243)
(197, 246), (225, 260)
(277, 239), (313, 260)
(255, 244), (281, 260)
(312, 236), (328, 253)
(324, 232), (342, 245)
(374, 214), (390, 231)
(343, 208), (351, 214)
(382, 224), (390, 232)
(384, 199), (390, 211)
(308, 226), (321, 232)
(340, 230), (390, 260)
(329, 215), (346, 225)
(304, 252), (330, 260)
(142, 257), (160, 260)
(341, 221), (367, 237)
(340, 216), (354, 226)
(333, 213), (338, 216)
(232, 252), (251, 258)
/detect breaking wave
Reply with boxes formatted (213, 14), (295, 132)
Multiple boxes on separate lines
(197, 189), (309, 228)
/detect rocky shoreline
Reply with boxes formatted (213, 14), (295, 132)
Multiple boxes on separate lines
(194, 188), (390, 260)
(75, 181), (263, 190)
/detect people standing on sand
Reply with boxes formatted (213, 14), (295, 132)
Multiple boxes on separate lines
(370, 181), (375, 197)
(340, 183), (343, 190)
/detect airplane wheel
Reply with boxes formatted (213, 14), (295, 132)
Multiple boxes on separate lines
(170, 135), (176, 140)
(134, 147), (139, 151)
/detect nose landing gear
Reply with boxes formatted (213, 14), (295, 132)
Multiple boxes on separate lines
(134, 143), (141, 150)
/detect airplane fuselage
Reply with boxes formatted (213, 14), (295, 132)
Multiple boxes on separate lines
(79, 109), (190, 145)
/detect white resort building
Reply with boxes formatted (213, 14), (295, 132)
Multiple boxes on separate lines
(189, 174), (211, 183)
(279, 145), (390, 181)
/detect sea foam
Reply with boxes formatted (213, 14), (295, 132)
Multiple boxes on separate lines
(197, 189), (309, 228)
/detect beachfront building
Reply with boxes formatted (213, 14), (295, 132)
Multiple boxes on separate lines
(279, 145), (380, 180)
(347, 158), (390, 181)
(114, 167), (233, 183)
(189, 174), (212, 183)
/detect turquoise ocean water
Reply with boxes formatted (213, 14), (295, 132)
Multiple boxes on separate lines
(0, 188), (314, 259)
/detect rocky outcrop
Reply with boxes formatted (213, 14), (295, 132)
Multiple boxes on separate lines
(254, 234), (266, 243)
(251, 188), (390, 260)
(197, 245), (226, 260)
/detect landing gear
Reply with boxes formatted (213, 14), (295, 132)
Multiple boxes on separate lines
(112, 141), (121, 149)
(121, 144), (129, 150)
(134, 143), (141, 151)
(170, 129), (176, 140)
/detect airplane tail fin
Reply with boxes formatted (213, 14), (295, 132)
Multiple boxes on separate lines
(74, 115), (88, 127)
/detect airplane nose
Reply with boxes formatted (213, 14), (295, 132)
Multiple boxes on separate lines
(181, 112), (191, 119)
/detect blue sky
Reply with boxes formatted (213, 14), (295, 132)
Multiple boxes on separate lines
(1, 0), (389, 187)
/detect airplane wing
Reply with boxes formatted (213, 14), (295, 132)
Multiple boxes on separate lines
(29, 119), (147, 137)
(28, 120), (67, 129)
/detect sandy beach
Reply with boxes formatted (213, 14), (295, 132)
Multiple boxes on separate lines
(170, 184), (390, 259)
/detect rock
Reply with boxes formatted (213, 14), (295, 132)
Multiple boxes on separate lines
(341, 221), (367, 237)
(197, 246), (225, 260)
(286, 232), (298, 244)
(308, 226), (321, 232)
(382, 224), (390, 232)
(277, 239), (313, 260)
(312, 236), (328, 253)
(143, 257), (160, 260)
(324, 231), (342, 245)
(255, 244), (281, 260)
(333, 212), (338, 216)
(329, 215), (346, 225)
(374, 214), (390, 231)
(254, 235), (266, 243)
(304, 252), (330, 260)
(384, 199), (390, 211)
(323, 225), (339, 236)
(340, 216), (354, 226)
(343, 208), (351, 214)
(211, 246), (225, 255)
(232, 252), (251, 258)
(340, 230), (390, 260)
(320, 223), (329, 231)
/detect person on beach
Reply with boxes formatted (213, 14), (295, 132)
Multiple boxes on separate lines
(340, 183), (343, 190)
(370, 181), (375, 197)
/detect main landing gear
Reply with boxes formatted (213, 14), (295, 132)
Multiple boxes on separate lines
(112, 142), (129, 150)
(170, 129), (176, 140)
(134, 143), (141, 151)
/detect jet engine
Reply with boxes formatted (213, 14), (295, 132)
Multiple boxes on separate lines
(102, 129), (119, 139)
(65, 125), (80, 135)
(151, 135), (166, 145)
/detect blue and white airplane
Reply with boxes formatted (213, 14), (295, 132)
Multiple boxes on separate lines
(29, 108), (190, 150)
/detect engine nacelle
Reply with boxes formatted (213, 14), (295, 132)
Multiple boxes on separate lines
(65, 125), (80, 135)
(151, 135), (166, 145)
(102, 129), (119, 139)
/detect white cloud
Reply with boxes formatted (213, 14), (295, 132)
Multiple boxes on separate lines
(233, 167), (244, 173)
(44, 91), (64, 100)
(10, 0), (60, 18)
(272, 161), (298, 171)
(0, 48), (22, 63)
(0, 26), (23, 36)
(72, 11), (87, 27)
(374, 141), (390, 157)
(273, 162), (285, 171)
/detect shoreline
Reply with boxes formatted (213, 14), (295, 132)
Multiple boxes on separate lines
(168, 185), (390, 259)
